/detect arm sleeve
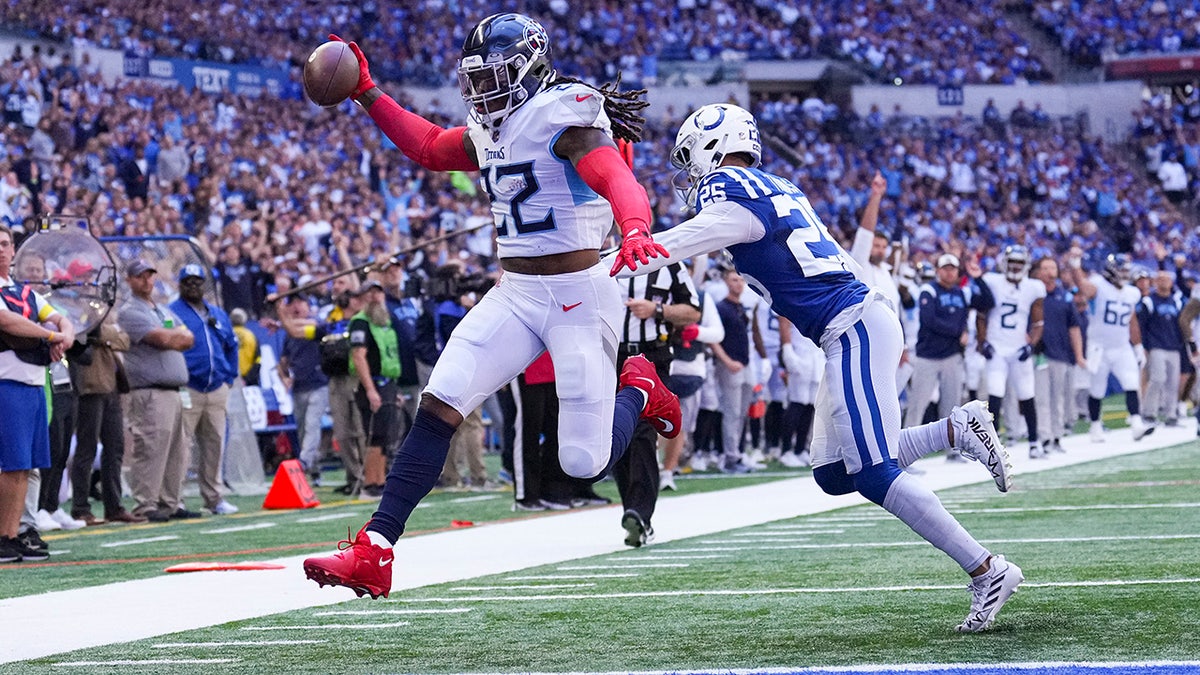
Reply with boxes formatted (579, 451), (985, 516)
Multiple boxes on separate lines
(697, 292), (725, 344)
(574, 145), (651, 236)
(368, 94), (477, 172)
(608, 201), (763, 279)
(850, 227), (874, 270)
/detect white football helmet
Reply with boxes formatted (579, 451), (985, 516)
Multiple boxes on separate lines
(1001, 245), (1030, 283)
(671, 104), (762, 205)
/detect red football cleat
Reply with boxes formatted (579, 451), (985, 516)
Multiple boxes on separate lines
(303, 524), (393, 599)
(619, 354), (682, 439)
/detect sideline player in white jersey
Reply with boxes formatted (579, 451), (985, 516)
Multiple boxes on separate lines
(608, 104), (1022, 632)
(1076, 253), (1154, 442)
(976, 245), (1047, 459)
(304, 14), (681, 599)
(754, 301), (788, 459)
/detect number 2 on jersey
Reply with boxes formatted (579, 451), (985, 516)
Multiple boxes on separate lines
(480, 161), (556, 237)
(773, 193), (846, 277)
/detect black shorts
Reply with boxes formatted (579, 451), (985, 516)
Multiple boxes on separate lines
(355, 378), (400, 449)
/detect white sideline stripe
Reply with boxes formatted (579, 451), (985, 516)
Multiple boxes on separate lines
(100, 535), (178, 548)
(54, 659), (238, 667)
(506, 573), (639, 580)
(201, 522), (276, 535)
(677, 533), (1200, 552)
(453, 584), (596, 591)
(468, 660), (1200, 674)
(448, 495), (501, 504)
(393, 577), (1200, 604)
(622, 554), (731, 560)
(152, 640), (325, 648)
(8, 421), (1196, 664)
(241, 622), (410, 631)
(314, 609), (472, 616)
(699, 539), (812, 545)
(955, 502), (1200, 514)
(557, 563), (690, 569)
(48, 550), (70, 556)
(296, 512), (363, 523)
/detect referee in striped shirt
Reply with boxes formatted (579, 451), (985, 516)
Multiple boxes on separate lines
(614, 261), (700, 547)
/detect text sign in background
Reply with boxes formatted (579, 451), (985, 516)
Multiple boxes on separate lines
(123, 55), (298, 98)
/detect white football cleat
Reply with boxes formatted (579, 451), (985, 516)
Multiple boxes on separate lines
(1089, 420), (1105, 443)
(1129, 415), (1155, 441)
(658, 470), (677, 492)
(956, 554), (1024, 633)
(950, 400), (1013, 493)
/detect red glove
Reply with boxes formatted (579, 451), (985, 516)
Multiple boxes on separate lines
(609, 229), (668, 276)
(680, 324), (700, 348)
(328, 34), (376, 99)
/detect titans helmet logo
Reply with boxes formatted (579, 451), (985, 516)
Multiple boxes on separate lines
(524, 21), (549, 55)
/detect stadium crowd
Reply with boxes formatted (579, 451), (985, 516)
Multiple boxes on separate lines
(1, 0), (1051, 86)
(3, 4), (1200, 561)
(1030, 0), (1200, 67)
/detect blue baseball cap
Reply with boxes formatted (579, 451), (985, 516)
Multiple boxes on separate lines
(178, 264), (207, 282)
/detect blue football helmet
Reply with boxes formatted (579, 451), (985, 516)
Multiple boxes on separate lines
(457, 13), (555, 133)
(1102, 253), (1132, 287)
(1001, 245), (1029, 283)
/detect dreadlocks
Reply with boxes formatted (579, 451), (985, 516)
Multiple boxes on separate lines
(548, 73), (649, 144)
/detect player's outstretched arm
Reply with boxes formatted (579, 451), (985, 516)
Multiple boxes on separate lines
(554, 127), (665, 275)
(329, 35), (478, 172)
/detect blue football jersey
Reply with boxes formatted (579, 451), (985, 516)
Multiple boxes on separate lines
(693, 166), (868, 344)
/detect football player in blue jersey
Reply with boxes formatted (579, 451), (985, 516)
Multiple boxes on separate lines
(304, 13), (682, 599)
(608, 104), (1023, 632)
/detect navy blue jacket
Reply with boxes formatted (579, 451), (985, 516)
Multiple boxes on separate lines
(1138, 292), (1184, 351)
(1040, 284), (1081, 364)
(915, 279), (991, 359)
(169, 298), (239, 393)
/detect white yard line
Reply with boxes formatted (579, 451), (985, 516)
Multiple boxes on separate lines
(295, 511), (363, 524)
(766, 523), (878, 529)
(506, 573), (640, 580)
(447, 495), (502, 503)
(731, 530), (843, 536)
(240, 622), (409, 631)
(152, 640), (325, 648)
(201, 522), (276, 535)
(557, 563), (690, 569)
(3, 421), (1195, 664)
(452, 584), (597, 591)
(953, 503), (1200, 514)
(313, 608), (472, 616)
(53, 659), (239, 667)
(672, 533), (1200, 552)
(99, 535), (178, 548)
(389, 577), (1200, 604)
(620, 554), (731, 560)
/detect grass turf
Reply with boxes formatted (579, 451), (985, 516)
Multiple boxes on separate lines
(11, 436), (1200, 674)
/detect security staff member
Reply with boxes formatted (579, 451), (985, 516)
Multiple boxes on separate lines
(614, 261), (699, 547)
(1138, 271), (1185, 425)
(349, 280), (402, 498)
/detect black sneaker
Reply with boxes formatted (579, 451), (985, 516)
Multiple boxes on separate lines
(570, 489), (612, 507)
(621, 509), (654, 548)
(0, 537), (21, 563)
(17, 528), (48, 554)
(170, 507), (204, 520)
(13, 534), (49, 562)
(142, 509), (171, 523)
(334, 481), (359, 495)
(512, 499), (548, 512)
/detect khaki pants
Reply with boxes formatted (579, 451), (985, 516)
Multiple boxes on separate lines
(183, 384), (230, 510)
(441, 407), (486, 486)
(328, 374), (364, 485)
(127, 388), (187, 515)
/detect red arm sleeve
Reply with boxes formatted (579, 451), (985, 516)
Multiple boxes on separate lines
(575, 145), (652, 236)
(367, 94), (478, 172)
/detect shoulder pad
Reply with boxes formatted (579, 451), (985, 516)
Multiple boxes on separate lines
(532, 82), (608, 129)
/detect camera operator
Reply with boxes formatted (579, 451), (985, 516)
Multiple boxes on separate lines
(170, 264), (239, 516)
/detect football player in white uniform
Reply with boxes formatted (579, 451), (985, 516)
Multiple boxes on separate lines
(1075, 254), (1155, 442)
(755, 301), (788, 460)
(305, 14), (680, 599)
(610, 104), (1022, 632)
(976, 245), (1047, 459)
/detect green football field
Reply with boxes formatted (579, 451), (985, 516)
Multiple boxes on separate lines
(5, 430), (1200, 674)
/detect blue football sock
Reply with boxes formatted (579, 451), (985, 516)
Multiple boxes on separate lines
(369, 409), (457, 544)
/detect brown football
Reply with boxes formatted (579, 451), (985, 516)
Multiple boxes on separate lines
(303, 41), (360, 107)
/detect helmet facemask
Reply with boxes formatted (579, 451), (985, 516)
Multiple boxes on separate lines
(458, 14), (553, 134)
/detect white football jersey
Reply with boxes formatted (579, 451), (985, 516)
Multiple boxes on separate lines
(466, 82), (615, 259)
(754, 300), (781, 353)
(1087, 274), (1139, 349)
(982, 272), (1046, 353)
